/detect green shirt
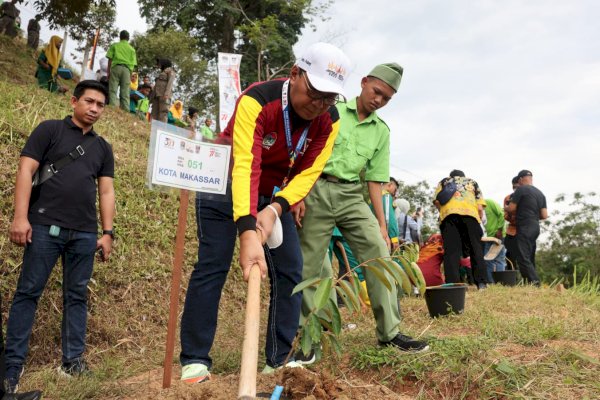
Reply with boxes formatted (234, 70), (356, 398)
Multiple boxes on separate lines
(484, 198), (506, 237)
(323, 97), (390, 182)
(106, 40), (137, 72)
(201, 125), (214, 140)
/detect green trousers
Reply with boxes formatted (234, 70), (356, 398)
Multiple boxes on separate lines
(299, 178), (401, 342)
(109, 64), (131, 111)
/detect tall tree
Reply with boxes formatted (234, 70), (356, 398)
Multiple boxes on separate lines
(131, 29), (215, 118)
(138, 0), (323, 87)
(29, 0), (117, 71)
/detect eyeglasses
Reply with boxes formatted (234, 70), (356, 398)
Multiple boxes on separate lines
(302, 73), (344, 106)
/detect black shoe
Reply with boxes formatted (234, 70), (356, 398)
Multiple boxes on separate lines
(59, 358), (90, 377)
(477, 283), (488, 290)
(379, 333), (430, 353)
(3, 377), (19, 395)
(294, 348), (316, 366)
(2, 391), (43, 400)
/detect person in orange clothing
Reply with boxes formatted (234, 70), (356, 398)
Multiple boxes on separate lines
(417, 234), (445, 287)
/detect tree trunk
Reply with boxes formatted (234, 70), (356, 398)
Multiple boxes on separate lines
(80, 45), (90, 79)
(220, 12), (235, 52)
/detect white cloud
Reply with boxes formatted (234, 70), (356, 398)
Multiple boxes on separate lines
(296, 0), (600, 220)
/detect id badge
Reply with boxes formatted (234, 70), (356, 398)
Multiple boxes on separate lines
(49, 225), (61, 237)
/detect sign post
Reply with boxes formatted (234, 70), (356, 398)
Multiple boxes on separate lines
(146, 121), (231, 389)
(162, 188), (189, 389)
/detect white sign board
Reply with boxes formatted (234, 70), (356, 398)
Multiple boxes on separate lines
(150, 129), (231, 194)
(218, 52), (242, 129)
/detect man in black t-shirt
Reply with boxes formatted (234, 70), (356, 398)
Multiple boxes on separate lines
(4, 81), (115, 395)
(506, 170), (548, 285)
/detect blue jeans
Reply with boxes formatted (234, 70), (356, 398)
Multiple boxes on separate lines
(483, 241), (507, 283)
(4, 224), (96, 372)
(180, 197), (303, 369)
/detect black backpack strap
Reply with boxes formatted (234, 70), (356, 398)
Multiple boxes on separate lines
(33, 134), (99, 187)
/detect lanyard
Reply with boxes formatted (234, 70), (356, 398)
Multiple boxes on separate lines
(280, 79), (311, 188)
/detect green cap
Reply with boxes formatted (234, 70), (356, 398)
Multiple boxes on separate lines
(367, 62), (403, 92)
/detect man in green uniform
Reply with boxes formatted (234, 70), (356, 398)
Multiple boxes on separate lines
(106, 30), (137, 111)
(295, 64), (429, 362)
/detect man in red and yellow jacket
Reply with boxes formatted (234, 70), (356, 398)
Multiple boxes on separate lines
(179, 43), (351, 382)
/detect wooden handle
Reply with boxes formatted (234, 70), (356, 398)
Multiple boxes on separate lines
(238, 264), (262, 399)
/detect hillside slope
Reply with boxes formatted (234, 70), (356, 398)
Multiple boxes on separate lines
(0, 36), (599, 399)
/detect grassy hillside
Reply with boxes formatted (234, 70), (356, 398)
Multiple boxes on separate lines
(1, 36), (599, 399)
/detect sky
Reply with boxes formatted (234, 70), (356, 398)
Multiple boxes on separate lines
(19, 0), (599, 217)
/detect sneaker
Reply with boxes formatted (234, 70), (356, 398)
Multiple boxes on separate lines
(261, 360), (303, 375)
(181, 363), (211, 384)
(379, 333), (430, 353)
(477, 283), (488, 290)
(58, 358), (90, 378)
(293, 348), (316, 366)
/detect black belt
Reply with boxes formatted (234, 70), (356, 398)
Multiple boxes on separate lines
(320, 173), (357, 184)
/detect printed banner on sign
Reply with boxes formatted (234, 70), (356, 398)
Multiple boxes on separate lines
(149, 124), (230, 194)
(217, 52), (242, 129)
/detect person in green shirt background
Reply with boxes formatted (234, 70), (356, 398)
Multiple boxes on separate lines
(483, 198), (507, 282)
(200, 117), (214, 140)
(294, 63), (429, 364)
(106, 30), (137, 111)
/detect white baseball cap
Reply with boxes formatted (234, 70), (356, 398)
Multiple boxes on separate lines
(296, 42), (351, 96)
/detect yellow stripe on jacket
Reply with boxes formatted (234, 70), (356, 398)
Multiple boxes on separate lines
(231, 95), (263, 222)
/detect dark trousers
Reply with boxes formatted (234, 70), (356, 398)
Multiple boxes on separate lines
(4, 224), (96, 374)
(441, 214), (487, 284)
(179, 197), (303, 369)
(504, 235), (517, 269)
(514, 227), (540, 283)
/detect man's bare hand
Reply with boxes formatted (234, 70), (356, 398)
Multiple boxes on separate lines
(380, 225), (391, 251)
(9, 217), (32, 246)
(96, 235), (113, 262)
(239, 230), (267, 281)
(292, 200), (305, 227)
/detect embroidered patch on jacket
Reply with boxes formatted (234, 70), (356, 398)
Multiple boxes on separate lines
(262, 132), (277, 150)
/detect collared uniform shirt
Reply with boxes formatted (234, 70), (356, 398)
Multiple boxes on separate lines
(484, 198), (506, 237)
(106, 40), (137, 72)
(322, 97), (390, 183)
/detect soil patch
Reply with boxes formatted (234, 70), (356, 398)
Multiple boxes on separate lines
(119, 366), (412, 399)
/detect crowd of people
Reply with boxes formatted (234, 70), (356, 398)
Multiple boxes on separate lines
(1, 18), (550, 398)
(0, 8), (216, 140)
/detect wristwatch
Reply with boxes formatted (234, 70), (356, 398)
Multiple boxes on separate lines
(102, 229), (115, 239)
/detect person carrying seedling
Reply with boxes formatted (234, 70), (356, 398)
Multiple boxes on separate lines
(178, 42), (351, 383)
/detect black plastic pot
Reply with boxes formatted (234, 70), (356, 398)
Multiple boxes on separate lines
(492, 270), (519, 286)
(424, 285), (467, 318)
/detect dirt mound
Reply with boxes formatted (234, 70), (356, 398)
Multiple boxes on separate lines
(281, 367), (408, 399)
(119, 366), (412, 399)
